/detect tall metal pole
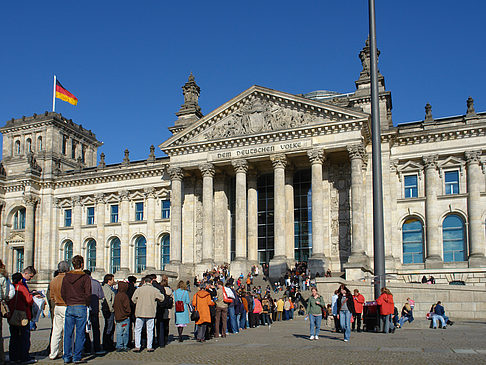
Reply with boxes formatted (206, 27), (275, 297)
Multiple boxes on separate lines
(368, 0), (386, 299)
(52, 75), (57, 112)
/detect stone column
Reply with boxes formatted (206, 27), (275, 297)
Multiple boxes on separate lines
(307, 148), (327, 276)
(247, 170), (258, 264)
(145, 187), (156, 271)
(285, 167), (295, 263)
(231, 159), (248, 275)
(168, 168), (183, 267)
(199, 163), (215, 266)
(423, 155), (442, 268)
(269, 154), (288, 280)
(23, 195), (38, 268)
(119, 190), (130, 274)
(466, 151), (486, 266)
(95, 193), (105, 274)
(72, 196), (82, 256)
(346, 145), (369, 267)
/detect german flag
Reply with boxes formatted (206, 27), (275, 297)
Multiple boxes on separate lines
(55, 80), (78, 106)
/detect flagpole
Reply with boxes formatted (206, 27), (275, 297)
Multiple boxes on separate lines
(52, 75), (56, 112)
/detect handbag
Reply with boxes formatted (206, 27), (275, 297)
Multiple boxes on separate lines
(222, 287), (233, 304)
(8, 287), (28, 327)
(0, 301), (10, 318)
(191, 294), (200, 322)
(175, 301), (184, 312)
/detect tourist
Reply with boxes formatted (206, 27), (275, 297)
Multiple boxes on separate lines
(152, 274), (173, 347)
(261, 295), (271, 326)
(352, 289), (365, 332)
(239, 290), (249, 330)
(252, 295), (263, 328)
(283, 296), (291, 320)
(226, 283), (238, 334)
(434, 301), (453, 327)
(276, 297), (284, 321)
(83, 269), (105, 355)
(101, 274), (116, 352)
(132, 276), (165, 352)
(306, 287), (324, 340)
(398, 299), (414, 328)
(113, 281), (131, 352)
(8, 272), (35, 364)
(126, 276), (137, 347)
(337, 285), (355, 342)
(48, 261), (69, 360)
(174, 280), (191, 342)
(214, 281), (229, 338)
(192, 283), (214, 342)
(61, 255), (91, 364)
(331, 289), (341, 332)
(376, 287), (394, 334)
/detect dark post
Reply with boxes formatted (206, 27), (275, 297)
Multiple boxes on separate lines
(368, 0), (386, 299)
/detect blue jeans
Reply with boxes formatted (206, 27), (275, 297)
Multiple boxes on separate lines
(381, 314), (392, 333)
(63, 305), (87, 362)
(239, 310), (248, 329)
(227, 306), (238, 333)
(309, 314), (322, 337)
(339, 310), (352, 341)
(398, 314), (414, 327)
(431, 314), (446, 328)
(115, 318), (130, 350)
(289, 308), (294, 319)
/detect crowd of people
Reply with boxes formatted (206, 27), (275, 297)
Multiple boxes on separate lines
(0, 256), (456, 364)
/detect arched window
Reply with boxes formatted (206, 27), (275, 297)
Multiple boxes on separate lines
(443, 214), (466, 262)
(161, 235), (170, 270)
(402, 218), (424, 264)
(26, 138), (32, 153)
(64, 240), (73, 266)
(135, 236), (147, 273)
(37, 136), (43, 151)
(15, 140), (21, 154)
(86, 239), (96, 271)
(13, 208), (26, 230)
(110, 237), (121, 274)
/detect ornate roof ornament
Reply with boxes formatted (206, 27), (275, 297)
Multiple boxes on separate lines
(98, 152), (106, 169)
(466, 96), (477, 117)
(424, 103), (433, 122)
(171, 73), (204, 132)
(122, 149), (130, 166)
(147, 145), (156, 162)
(356, 36), (383, 85)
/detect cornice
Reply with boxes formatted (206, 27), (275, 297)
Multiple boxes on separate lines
(394, 125), (485, 147)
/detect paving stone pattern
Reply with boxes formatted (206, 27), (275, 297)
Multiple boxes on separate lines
(3, 316), (486, 364)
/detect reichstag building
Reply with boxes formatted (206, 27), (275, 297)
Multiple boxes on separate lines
(1, 40), (485, 287)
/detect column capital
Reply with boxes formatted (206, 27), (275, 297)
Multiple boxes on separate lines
(199, 162), (215, 178)
(144, 187), (156, 198)
(71, 195), (81, 206)
(232, 159), (249, 174)
(168, 166), (184, 181)
(465, 150), (482, 166)
(347, 144), (366, 161)
(94, 193), (105, 204)
(423, 154), (439, 170)
(119, 190), (130, 201)
(307, 148), (325, 165)
(23, 194), (39, 207)
(270, 153), (287, 169)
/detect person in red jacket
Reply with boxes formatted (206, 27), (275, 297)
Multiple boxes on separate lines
(352, 289), (365, 332)
(376, 287), (394, 334)
(8, 272), (35, 364)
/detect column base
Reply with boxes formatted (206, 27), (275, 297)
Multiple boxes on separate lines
(308, 255), (327, 279)
(345, 252), (370, 268)
(230, 258), (248, 278)
(164, 261), (181, 278)
(469, 254), (486, 268)
(269, 256), (288, 283)
(425, 256), (443, 269)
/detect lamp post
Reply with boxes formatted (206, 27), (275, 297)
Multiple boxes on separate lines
(368, 0), (386, 299)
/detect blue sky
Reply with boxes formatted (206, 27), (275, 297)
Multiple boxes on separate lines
(1, 1), (485, 163)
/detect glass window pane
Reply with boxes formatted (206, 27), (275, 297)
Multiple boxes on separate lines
(442, 215), (465, 262)
(402, 218), (424, 263)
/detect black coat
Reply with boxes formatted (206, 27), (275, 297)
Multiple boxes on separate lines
(337, 293), (356, 315)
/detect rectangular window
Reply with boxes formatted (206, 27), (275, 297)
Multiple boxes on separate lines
(64, 209), (72, 227)
(445, 170), (459, 195)
(161, 200), (170, 219)
(86, 206), (95, 225)
(15, 248), (24, 273)
(135, 202), (144, 221)
(71, 140), (76, 159)
(404, 175), (418, 198)
(62, 136), (67, 155)
(110, 204), (119, 223)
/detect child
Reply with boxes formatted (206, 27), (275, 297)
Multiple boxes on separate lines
(113, 281), (131, 351)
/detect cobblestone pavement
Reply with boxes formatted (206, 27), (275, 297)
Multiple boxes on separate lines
(3, 316), (486, 364)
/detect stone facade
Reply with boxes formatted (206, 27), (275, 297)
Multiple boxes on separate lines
(1, 40), (485, 287)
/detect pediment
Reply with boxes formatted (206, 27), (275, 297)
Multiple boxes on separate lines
(104, 193), (120, 203)
(398, 160), (423, 172)
(438, 156), (464, 169)
(160, 86), (369, 153)
(129, 191), (145, 201)
(156, 188), (170, 199)
(81, 196), (95, 206)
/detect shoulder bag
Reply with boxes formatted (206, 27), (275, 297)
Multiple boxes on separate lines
(222, 287), (233, 304)
(175, 290), (184, 312)
(190, 294), (200, 322)
(8, 287), (29, 327)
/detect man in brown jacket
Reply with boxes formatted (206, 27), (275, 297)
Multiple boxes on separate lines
(113, 281), (131, 351)
(60, 255), (91, 364)
(48, 261), (70, 360)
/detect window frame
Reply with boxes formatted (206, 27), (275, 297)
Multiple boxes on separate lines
(13, 208), (26, 230)
(135, 236), (147, 273)
(64, 208), (72, 227)
(403, 174), (418, 198)
(110, 237), (121, 274)
(86, 206), (95, 225)
(135, 202), (144, 221)
(444, 170), (460, 195)
(110, 204), (119, 223)
(161, 200), (170, 219)
(442, 214), (467, 262)
(402, 217), (424, 264)
(86, 239), (96, 271)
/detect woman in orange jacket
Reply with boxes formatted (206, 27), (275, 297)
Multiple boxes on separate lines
(192, 284), (215, 342)
(376, 287), (394, 334)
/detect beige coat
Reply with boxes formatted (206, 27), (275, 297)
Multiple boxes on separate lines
(132, 283), (164, 318)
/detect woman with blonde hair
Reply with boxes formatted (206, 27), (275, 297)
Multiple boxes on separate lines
(174, 280), (190, 342)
